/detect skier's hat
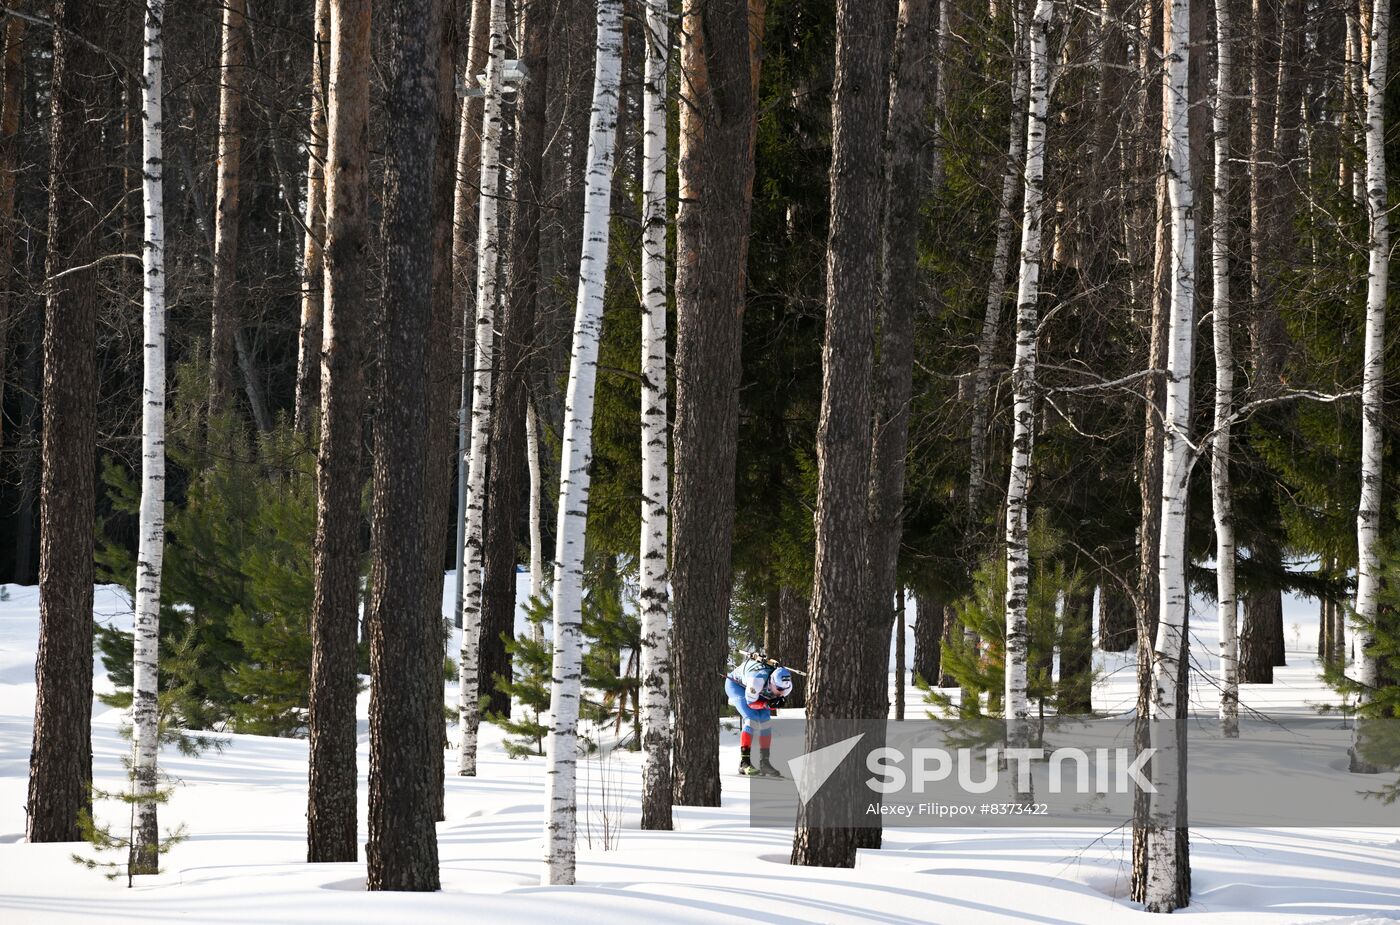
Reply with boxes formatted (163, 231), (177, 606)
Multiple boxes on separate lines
(768, 666), (794, 697)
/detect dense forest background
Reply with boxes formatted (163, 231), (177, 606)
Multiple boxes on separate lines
(1, 0), (1392, 676)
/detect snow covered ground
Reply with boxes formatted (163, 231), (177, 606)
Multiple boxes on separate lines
(1, 578), (1399, 924)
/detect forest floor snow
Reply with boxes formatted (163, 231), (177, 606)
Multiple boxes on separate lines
(1, 579), (1398, 924)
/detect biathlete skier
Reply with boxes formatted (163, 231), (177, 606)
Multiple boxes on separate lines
(725, 654), (795, 778)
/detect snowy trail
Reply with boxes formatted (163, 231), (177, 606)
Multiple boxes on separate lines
(2, 580), (1399, 924)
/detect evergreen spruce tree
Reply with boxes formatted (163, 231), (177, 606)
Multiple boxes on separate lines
(580, 567), (640, 748)
(488, 594), (553, 759)
(97, 411), (361, 737)
(924, 515), (1094, 724)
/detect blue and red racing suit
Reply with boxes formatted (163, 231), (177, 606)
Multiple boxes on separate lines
(725, 658), (783, 753)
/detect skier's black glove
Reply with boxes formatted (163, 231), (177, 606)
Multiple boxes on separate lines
(767, 696), (787, 710)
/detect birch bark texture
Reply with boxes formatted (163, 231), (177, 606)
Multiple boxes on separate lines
(1003, 0), (1054, 775)
(1353, 0), (1389, 726)
(0, 12), (24, 451)
(451, 0), (493, 630)
(306, 0), (371, 865)
(480, 0), (552, 712)
(131, 0), (168, 876)
(457, 0), (508, 779)
(1143, 0), (1197, 908)
(1211, 0), (1238, 738)
(543, 0), (623, 886)
(1352, 0), (1390, 773)
(293, 0), (331, 436)
(969, 20), (1029, 524)
(639, 0), (674, 834)
(527, 399), (545, 603)
(208, 0), (247, 424)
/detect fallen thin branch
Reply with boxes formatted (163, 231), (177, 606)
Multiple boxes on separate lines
(46, 253), (142, 284)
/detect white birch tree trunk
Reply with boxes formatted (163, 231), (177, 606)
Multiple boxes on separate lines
(1353, 0), (1389, 766)
(638, 0), (673, 833)
(1145, 0), (1197, 908)
(526, 397), (545, 603)
(969, 25), (1029, 521)
(543, 0), (623, 886)
(452, 0), (491, 634)
(131, 0), (167, 875)
(457, 0), (508, 778)
(293, 0), (329, 436)
(929, 0), (952, 191)
(1212, 0), (1238, 739)
(1002, 0), (1053, 781)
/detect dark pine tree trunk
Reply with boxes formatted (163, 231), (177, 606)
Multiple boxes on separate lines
(1240, 583), (1282, 683)
(480, 0), (553, 714)
(938, 601), (960, 688)
(1097, 580), (1136, 651)
(912, 588), (943, 687)
(855, 0), (931, 853)
(791, 0), (892, 871)
(763, 585), (782, 658)
(780, 587), (810, 708)
(863, 0), (933, 716)
(894, 586), (905, 721)
(28, 0), (111, 844)
(306, 0), (372, 865)
(420, 0), (460, 825)
(1059, 586), (1094, 714)
(669, 0), (760, 809)
(365, 0), (443, 893)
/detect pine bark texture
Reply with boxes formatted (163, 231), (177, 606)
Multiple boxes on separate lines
(791, 0), (892, 871)
(780, 587), (811, 708)
(912, 588), (943, 686)
(1240, 583), (1280, 683)
(669, 0), (760, 808)
(894, 587), (906, 720)
(131, 0), (168, 874)
(543, 0), (623, 886)
(1098, 581), (1136, 651)
(421, 0), (461, 824)
(27, 0), (108, 845)
(1059, 586), (1093, 714)
(307, 0), (371, 865)
(366, 0), (443, 892)
(639, 0), (674, 834)
(863, 0), (935, 719)
(855, 0), (934, 854)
